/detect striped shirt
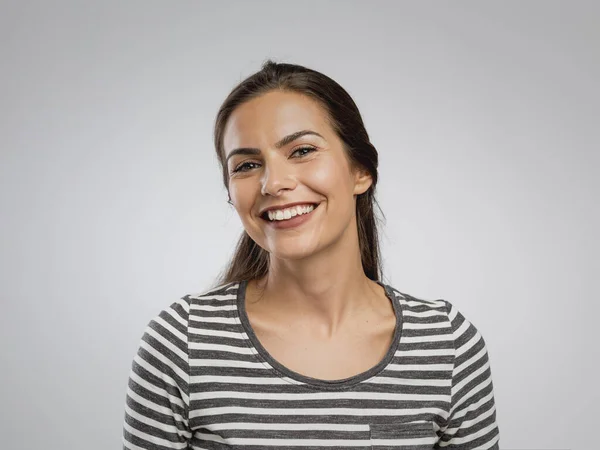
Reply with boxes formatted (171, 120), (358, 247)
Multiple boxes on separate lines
(123, 279), (500, 449)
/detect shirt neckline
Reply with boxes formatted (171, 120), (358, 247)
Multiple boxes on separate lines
(235, 278), (404, 390)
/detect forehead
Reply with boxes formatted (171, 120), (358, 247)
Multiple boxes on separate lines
(223, 90), (332, 154)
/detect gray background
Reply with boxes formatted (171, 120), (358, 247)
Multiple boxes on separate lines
(1, 1), (597, 449)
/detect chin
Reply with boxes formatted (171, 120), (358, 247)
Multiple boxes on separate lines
(265, 243), (319, 261)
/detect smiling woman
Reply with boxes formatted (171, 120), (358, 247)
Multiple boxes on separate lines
(122, 60), (501, 449)
(220, 88), (375, 267)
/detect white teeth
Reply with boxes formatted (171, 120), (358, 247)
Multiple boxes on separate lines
(267, 204), (315, 221)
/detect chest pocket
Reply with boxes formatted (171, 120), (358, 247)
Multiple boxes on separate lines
(369, 421), (437, 449)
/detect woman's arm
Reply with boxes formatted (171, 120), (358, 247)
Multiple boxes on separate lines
(122, 297), (192, 449)
(436, 301), (501, 449)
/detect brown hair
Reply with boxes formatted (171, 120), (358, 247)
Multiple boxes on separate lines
(211, 59), (385, 287)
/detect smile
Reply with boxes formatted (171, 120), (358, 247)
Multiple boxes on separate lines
(260, 203), (320, 229)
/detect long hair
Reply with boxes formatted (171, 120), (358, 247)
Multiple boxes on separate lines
(211, 59), (385, 287)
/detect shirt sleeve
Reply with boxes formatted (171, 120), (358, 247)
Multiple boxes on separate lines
(436, 300), (501, 449)
(122, 297), (192, 449)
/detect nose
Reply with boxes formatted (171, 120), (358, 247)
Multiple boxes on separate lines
(260, 157), (297, 197)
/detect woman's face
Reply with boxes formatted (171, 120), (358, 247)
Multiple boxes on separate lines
(222, 90), (372, 260)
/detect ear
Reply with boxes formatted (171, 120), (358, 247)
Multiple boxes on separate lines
(353, 166), (373, 196)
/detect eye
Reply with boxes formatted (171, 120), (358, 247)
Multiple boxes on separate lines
(231, 161), (260, 174)
(291, 146), (316, 157)
(231, 146), (316, 175)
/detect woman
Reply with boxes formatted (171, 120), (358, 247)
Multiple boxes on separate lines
(122, 60), (500, 449)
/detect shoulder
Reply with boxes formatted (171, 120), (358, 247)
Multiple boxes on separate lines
(141, 281), (241, 342)
(393, 290), (493, 361)
(183, 280), (241, 320)
(386, 284), (449, 318)
(185, 280), (241, 305)
(386, 284), (485, 339)
(150, 282), (240, 324)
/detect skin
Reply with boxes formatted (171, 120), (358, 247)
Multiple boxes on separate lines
(223, 90), (396, 380)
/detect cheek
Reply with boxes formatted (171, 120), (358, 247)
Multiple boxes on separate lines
(230, 181), (260, 217)
(308, 159), (353, 195)
(229, 183), (250, 210)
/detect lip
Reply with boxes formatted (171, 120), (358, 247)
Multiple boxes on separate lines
(259, 201), (319, 216)
(261, 203), (320, 230)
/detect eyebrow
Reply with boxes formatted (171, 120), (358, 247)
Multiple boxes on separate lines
(225, 130), (325, 164)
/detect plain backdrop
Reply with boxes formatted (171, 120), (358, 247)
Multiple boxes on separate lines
(1, 1), (598, 449)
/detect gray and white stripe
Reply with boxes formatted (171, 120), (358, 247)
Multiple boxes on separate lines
(123, 281), (500, 449)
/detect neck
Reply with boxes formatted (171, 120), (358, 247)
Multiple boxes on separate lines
(249, 216), (383, 336)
